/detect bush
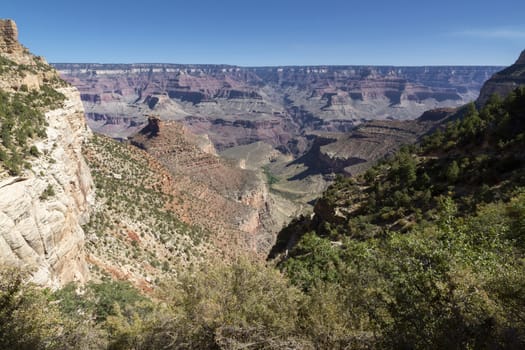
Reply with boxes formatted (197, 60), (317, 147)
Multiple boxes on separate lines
(155, 258), (304, 348)
(0, 268), (63, 349)
(29, 145), (40, 157)
(39, 184), (55, 200)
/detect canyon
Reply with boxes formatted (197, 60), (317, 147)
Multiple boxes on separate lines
(54, 63), (501, 149)
(2, 10), (525, 348)
(0, 19), (508, 290)
(0, 20), (288, 289)
(55, 63), (502, 207)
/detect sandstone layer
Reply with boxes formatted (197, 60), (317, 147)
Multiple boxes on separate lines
(0, 20), (94, 287)
(0, 19), (22, 54)
(129, 117), (282, 254)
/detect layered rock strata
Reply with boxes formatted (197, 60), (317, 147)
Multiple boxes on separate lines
(477, 49), (525, 106)
(54, 63), (502, 150)
(0, 20), (94, 287)
(130, 117), (278, 254)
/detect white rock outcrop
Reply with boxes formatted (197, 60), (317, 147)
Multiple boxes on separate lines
(0, 87), (94, 288)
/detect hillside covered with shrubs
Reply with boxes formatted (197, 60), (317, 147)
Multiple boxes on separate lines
(272, 87), (525, 348)
(2, 85), (525, 348)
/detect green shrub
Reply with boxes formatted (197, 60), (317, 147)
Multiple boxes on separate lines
(29, 145), (40, 157)
(39, 184), (55, 200)
(156, 258), (304, 348)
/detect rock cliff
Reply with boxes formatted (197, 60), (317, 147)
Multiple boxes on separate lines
(54, 63), (502, 151)
(0, 20), (94, 287)
(0, 19), (22, 54)
(130, 117), (280, 255)
(477, 49), (525, 106)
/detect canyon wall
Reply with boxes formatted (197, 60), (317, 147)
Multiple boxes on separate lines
(477, 50), (525, 106)
(54, 63), (501, 151)
(129, 117), (280, 254)
(0, 20), (94, 287)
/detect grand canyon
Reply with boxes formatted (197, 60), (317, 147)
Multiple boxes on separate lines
(55, 63), (500, 148)
(2, 10), (525, 349)
(54, 63), (502, 208)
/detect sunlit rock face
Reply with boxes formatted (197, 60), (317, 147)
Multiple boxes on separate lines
(0, 19), (22, 54)
(477, 49), (525, 106)
(54, 63), (501, 151)
(0, 19), (94, 288)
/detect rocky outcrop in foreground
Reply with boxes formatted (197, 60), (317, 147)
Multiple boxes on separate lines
(0, 19), (94, 287)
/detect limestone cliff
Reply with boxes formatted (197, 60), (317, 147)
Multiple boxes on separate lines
(477, 49), (525, 106)
(0, 19), (94, 287)
(0, 19), (22, 54)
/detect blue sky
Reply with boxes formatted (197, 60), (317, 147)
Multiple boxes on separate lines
(3, 0), (525, 66)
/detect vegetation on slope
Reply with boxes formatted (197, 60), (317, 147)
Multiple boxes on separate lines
(0, 86), (65, 175)
(83, 134), (210, 286)
(272, 88), (525, 348)
(0, 55), (67, 176)
(310, 88), (525, 241)
(1, 259), (311, 349)
(3, 81), (525, 348)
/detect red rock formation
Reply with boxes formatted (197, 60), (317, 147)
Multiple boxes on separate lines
(129, 118), (277, 255)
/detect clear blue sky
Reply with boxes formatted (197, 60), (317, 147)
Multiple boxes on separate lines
(3, 0), (525, 66)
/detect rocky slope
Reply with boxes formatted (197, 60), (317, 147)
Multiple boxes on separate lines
(271, 48), (525, 259)
(54, 63), (501, 150)
(477, 49), (525, 106)
(128, 117), (288, 255)
(77, 103), (298, 293)
(0, 20), (94, 287)
(54, 62), (500, 212)
(82, 134), (214, 291)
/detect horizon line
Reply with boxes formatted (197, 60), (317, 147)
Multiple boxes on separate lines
(51, 62), (506, 69)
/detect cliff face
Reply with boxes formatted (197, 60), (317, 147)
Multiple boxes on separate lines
(130, 117), (278, 255)
(0, 19), (22, 54)
(54, 63), (502, 151)
(0, 20), (94, 287)
(477, 49), (525, 106)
